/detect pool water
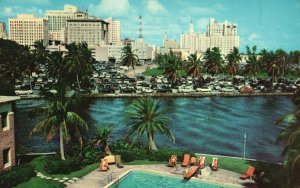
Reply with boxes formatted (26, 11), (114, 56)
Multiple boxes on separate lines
(109, 170), (236, 188)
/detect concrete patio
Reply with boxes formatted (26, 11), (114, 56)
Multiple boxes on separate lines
(67, 164), (256, 188)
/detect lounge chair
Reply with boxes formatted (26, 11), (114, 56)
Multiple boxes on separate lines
(196, 156), (205, 168)
(104, 155), (116, 164)
(240, 166), (255, 179)
(184, 166), (200, 180)
(100, 158), (109, 171)
(168, 154), (177, 167)
(115, 155), (124, 168)
(182, 154), (190, 167)
(211, 158), (219, 171)
(190, 157), (196, 165)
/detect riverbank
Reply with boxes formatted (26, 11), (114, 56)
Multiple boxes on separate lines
(20, 92), (294, 99)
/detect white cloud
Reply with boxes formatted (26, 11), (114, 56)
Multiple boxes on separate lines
(0, 7), (14, 17)
(89, 0), (130, 17)
(248, 33), (261, 41)
(186, 7), (216, 15)
(147, 0), (167, 15)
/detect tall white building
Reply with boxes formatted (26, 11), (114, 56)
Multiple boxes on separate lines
(0, 22), (7, 39)
(105, 17), (121, 45)
(66, 12), (108, 47)
(45, 4), (80, 43)
(180, 18), (239, 55)
(163, 32), (179, 49)
(8, 14), (48, 46)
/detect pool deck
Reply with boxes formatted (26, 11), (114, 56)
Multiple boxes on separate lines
(67, 164), (257, 188)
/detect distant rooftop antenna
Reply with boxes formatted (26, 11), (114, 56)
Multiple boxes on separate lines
(138, 15), (143, 38)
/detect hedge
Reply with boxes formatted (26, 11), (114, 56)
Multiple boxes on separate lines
(43, 157), (82, 174)
(0, 164), (36, 187)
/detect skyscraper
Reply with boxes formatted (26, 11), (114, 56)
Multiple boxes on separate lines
(0, 22), (7, 39)
(9, 14), (48, 46)
(105, 17), (121, 45)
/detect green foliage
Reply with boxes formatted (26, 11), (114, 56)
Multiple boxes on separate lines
(0, 164), (36, 188)
(148, 148), (189, 162)
(143, 68), (164, 76)
(0, 80), (15, 96)
(43, 156), (81, 174)
(15, 177), (64, 188)
(114, 149), (147, 162)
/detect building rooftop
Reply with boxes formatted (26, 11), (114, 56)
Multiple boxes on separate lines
(0, 96), (20, 103)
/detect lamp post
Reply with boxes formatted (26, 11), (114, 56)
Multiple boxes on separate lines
(243, 131), (247, 159)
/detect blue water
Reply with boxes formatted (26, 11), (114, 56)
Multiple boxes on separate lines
(14, 97), (295, 162)
(110, 170), (233, 188)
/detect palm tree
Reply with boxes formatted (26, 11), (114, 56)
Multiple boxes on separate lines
(185, 53), (202, 78)
(31, 40), (48, 65)
(245, 45), (261, 78)
(91, 126), (113, 154)
(125, 97), (175, 151)
(121, 46), (139, 75)
(275, 49), (288, 78)
(276, 90), (300, 187)
(203, 47), (224, 76)
(163, 51), (183, 83)
(30, 95), (88, 160)
(64, 42), (95, 89)
(226, 47), (241, 78)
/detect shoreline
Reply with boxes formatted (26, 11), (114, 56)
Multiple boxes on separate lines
(19, 92), (294, 99)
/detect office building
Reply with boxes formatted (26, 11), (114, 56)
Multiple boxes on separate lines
(0, 22), (7, 39)
(105, 17), (121, 45)
(9, 14), (48, 46)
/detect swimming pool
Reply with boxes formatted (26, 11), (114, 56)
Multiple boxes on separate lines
(107, 170), (240, 188)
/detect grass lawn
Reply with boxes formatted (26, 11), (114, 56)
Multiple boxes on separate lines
(16, 177), (64, 188)
(143, 68), (164, 76)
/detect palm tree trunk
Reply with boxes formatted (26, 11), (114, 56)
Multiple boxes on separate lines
(76, 74), (81, 89)
(60, 126), (65, 160)
(148, 133), (157, 151)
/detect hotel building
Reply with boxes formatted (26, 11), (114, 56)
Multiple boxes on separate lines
(66, 12), (108, 47)
(8, 14), (48, 46)
(0, 22), (7, 39)
(0, 96), (19, 172)
(180, 18), (239, 55)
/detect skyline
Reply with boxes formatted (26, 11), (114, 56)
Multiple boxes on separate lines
(0, 0), (299, 52)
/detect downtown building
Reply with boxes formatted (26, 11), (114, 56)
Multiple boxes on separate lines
(105, 17), (121, 45)
(0, 22), (8, 39)
(45, 4), (79, 43)
(180, 18), (239, 56)
(8, 14), (48, 46)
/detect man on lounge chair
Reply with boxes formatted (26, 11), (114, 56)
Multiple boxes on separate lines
(196, 156), (205, 168)
(100, 158), (109, 171)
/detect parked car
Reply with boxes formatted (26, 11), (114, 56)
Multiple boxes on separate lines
(15, 90), (33, 95)
(196, 87), (211, 92)
(221, 87), (235, 92)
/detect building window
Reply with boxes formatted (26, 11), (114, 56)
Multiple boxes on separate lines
(1, 112), (8, 130)
(3, 148), (11, 168)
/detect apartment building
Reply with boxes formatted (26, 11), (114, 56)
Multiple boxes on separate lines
(0, 96), (20, 172)
(8, 14), (48, 46)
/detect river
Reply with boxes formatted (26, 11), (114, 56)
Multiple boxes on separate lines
(14, 96), (295, 162)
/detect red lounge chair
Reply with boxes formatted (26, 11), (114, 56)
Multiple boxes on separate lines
(100, 158), (109, 171)
(182, 154), (190, 167)
(196, 156), (206, 168)
(168, 155), (177, 167)
(190, 157), (196, 165)
(184, 166), (200, 179)
(211, 158), (219, 171)
(240, 166), (255, 179)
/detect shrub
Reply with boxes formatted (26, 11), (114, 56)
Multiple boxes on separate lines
(43, 157), (82, 174)
(0, 164), (36, 188)
(114, 150), (147, 162)
(148, 148), (190, 162)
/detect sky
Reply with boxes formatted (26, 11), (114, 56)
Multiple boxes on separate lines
(0, 0), (299, 52)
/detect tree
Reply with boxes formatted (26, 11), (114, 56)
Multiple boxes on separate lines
(163, 51), (183, 83)
(30, 95), (88, 160)
(226, 47), (241, 78)
(125, 97), (174, 151)
(245, 45), (261, 78)
(185, 53), (202, 78)
(203, 47), (224, 76)
(276, 89), (300, 187)
(91, 126), (113, 154)
(64, 42), (95, 89)
(121, 46), (139, 75)
(275, 49), (288, 78)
